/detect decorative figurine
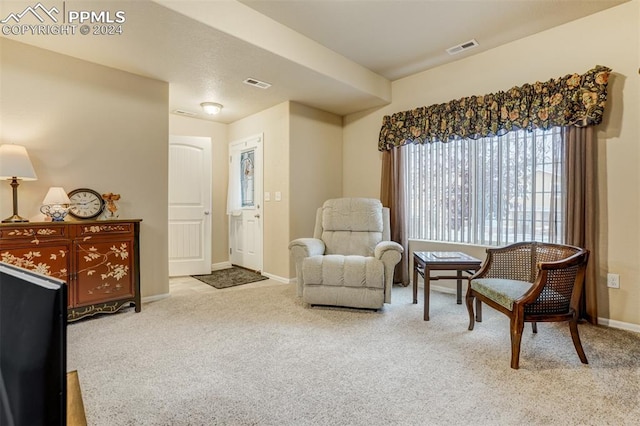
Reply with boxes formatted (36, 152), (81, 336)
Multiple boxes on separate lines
(102, 193), (121, 219)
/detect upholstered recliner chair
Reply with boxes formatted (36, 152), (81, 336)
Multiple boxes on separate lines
(288, 198), (403, 310)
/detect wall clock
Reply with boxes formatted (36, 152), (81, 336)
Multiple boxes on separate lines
(68, 188), (105, 220)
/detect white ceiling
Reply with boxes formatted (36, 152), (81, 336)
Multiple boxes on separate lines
(0, 0), (628, 123)
(239, 0), (627, 81)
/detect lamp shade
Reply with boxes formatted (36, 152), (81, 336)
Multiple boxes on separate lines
(42, 187), (71, 205)
(0, 144), (37, 180)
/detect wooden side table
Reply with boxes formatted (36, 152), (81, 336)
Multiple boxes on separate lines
(413, 251), (482, 321)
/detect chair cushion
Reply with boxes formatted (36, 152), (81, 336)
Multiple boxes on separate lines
(321, 230), (382, 257)
(321, 198), (383, 232)
(321, 198), (383, 256)
(302, 255), (384, 289)
(471, 278), (532, 311)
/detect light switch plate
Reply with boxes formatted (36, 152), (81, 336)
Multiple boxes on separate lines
(275, 191), (282, 201)
(264, 192), (270, 201)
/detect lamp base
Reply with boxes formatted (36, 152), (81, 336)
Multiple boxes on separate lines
(4, 177), (30, 223)
(2, 214), (29, 223)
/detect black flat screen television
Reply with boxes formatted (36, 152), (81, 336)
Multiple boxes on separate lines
(0, 262), (67, 426)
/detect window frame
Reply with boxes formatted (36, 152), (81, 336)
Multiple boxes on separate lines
(404, 127), (566, 246)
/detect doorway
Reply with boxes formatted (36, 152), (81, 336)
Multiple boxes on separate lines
(228, 134), (263, 272)
(168, 135), (212, 276)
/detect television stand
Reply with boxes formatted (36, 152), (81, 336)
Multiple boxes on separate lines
(67, 371), (87, 426)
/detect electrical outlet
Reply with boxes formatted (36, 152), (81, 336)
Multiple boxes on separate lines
(607, 273), (620, 289)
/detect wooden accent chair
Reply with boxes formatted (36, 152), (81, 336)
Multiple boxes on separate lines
(465, 242), (590, 369)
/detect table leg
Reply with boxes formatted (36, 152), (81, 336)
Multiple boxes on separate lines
(413, 261), (418, 304)
(423, 266), (430, 321)
(456, 270), (462, 305)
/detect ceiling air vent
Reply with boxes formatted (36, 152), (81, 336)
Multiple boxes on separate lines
(243, 78), (271, 89)
(172, 109), (198, 117)
(446, 39), (479, 55)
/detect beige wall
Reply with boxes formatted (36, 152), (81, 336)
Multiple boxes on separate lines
(343, 1), (640, 327)
(289, 102), (343, 276)
(215, 101), (343, 279)
(169, 115), (229, 265)
(228, 101), (290, 278)
(0, 39), (170, 298)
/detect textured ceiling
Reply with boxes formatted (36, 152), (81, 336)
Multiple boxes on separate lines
(240, 0), (628, 81)
(0, 0), (628, 123)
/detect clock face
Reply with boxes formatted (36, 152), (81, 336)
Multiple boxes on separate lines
(68, 188), (105, 219)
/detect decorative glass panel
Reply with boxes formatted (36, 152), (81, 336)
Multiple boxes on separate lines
(241, 150), (255, 207)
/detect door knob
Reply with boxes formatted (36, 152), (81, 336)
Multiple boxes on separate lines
(204, 211), (210, 215)
(254, 214), (261, 218)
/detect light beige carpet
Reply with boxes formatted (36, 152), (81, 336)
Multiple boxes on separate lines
(68, 281), (640, 425)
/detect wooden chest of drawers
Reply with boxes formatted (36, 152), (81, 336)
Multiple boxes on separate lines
(0, 220), (141, 322)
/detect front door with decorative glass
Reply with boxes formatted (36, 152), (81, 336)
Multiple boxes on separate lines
(228, 134), (263, 272)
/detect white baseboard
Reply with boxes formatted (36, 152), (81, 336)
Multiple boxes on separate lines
(597, 317), (640, 333)
(211, 261), (232, 271)
(261, 272), (294, 284)
(412, 280), (457, 296)
(141, 293), (170, 304)
(429, 282), (640, 333)
(430, 284), (457, 295)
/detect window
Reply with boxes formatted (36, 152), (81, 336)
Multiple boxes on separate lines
(405, 127), (565, 245)
(240, 150), (255, 207)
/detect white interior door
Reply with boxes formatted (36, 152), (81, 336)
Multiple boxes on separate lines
(228, 134), (263, 272)
(168, 135), (212, 276)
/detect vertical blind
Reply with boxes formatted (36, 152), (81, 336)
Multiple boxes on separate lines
(404, 127), (565, 246)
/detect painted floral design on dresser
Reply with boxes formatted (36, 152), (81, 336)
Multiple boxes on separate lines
(0, 248), (68, 278)
(6, 228), (58, 245)
(76, 241), (131, 298)
(83, 225), (129, 234)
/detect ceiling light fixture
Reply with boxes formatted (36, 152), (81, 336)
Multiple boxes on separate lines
(200, 102), (223, 115)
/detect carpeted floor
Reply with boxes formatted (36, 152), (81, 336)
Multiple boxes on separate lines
(67, 280), (640, 425)
(192, 266), (268, 289)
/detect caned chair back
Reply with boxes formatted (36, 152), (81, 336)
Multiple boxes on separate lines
(526, 243), (587, 315)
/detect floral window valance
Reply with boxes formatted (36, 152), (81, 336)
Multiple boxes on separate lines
(378, 65), (611, 151)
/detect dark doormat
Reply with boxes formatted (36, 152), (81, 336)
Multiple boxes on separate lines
(192, 266), (268, 289)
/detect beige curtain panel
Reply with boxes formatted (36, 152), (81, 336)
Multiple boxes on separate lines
(565, 126), (598, 323)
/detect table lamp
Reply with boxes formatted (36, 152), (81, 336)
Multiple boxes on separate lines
(40, 187), (71, 221)
(0, 144), (38, 223)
